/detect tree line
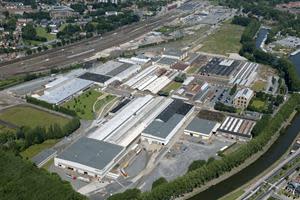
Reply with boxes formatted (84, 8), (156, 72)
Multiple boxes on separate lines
(0, 150), (87, 200)
(108, 94), (300, 200)
(0, 117), (80, 154)
(26, 96), (78, 117)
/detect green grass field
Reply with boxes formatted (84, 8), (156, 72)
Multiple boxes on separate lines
(161, 82), (182, 93)
(94, 94), (116, 112)
(250, 99), (267, 110)
(0, 106), (69, 128)
(186, 66), (200, 74)
(252, 81), (266, 91)
(63, 89), (102, 120)
(20, 139), (59, 159)
(36, 26), (56, 41)
(0, 125), (15, 134)
(200, 22), (244, 55)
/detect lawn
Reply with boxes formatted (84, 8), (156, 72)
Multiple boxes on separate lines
(63, 89), (102, 120)
(0, 106), (70, 128)
(94, 94), (116, 112)
(156, 26), (178, 34)
(161, 81), (182, 93)
(20, 139), (59, 159)
(0, 125), (15, 135)
(252, 80), (266, 91)
(36, 26), (56, 41)
(250, 98), (268, 110)
(200, 22), (244, 55)
(186, 66), (200, 74)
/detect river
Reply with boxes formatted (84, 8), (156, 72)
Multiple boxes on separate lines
(255, 28), (269, 49)
(289, 52), (300, 77)
(189, 114), (300, 200)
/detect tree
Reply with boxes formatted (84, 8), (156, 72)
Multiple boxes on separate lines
(188, 160), (206, 172)
(22, 23), (37, 40)
(229, 84), (237, 95)
(152, 177), (168, 189)
(108, 188), (141, 200)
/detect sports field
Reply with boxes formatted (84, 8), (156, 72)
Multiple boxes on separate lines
(0, 105), (70, 128)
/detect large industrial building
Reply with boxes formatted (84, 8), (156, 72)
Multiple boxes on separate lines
(37, 78), (93, 105)
(54, 137), (124, 178)
(79, 60), (141, 86)
(184, 117), (220, 140)
(218, 116), (255, 141)
(55, 95), (183, 177)
(123, 65), (178, 94)
(141, 99), (194, 145)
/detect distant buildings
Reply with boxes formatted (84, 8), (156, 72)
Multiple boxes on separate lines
(233, 88), (254, 109)
(50, 6), (76, 19)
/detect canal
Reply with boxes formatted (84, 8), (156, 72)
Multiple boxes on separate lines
(290, 52), (300, 77)
(255, 28), (269, 49)
(189, 114), (300, 200)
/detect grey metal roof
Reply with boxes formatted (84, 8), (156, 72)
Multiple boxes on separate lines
(185, 118), (218, 135)
(143, 114), (183, 139)
(107, 63), (132, 76)
(79, 72), (112, 83)
(164, 49), (185, 57)
(57, 137), (124, 170)
(157, 57), (178, 65)
(32, 148), (56, 166)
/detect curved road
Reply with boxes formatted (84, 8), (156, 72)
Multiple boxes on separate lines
(0, 12), (179, 77)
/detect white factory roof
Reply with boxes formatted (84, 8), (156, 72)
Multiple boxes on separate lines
(114, 64), (141, 81)
(88, 95), (154, 141)
(124, 65), (157, 87)
(45, 76), (69, 88)
(219, 59), (234, 66)
(234, 88), (254, 100)
(144, 76), (171, 94)
(183, 76), (195, 86)
(38, 78), (93, 104)
(91, 61), (123, 75)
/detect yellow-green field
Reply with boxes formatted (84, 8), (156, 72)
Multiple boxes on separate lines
(63, 89), (102, 120)
(0, 106), (70, 128)
(161, 82), (182, 93)
(20, 139), (59, 159)
(252, 81), (267, 91)
(200, 22), (244, 55)
(250, 99), (267, 110)
(36, 26), (56, 41)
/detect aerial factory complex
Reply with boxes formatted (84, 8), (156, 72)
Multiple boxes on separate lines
(1, 0), (300, 200)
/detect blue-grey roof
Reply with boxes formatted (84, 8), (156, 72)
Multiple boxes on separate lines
(185, 118), (218, 135)
(157, 57), (178, 65)
(143, 114), (183, 139)
(32, 148), (56, 166)
(57, 137), (124, 170)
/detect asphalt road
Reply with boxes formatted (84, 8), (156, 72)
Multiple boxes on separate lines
(0, 12), (178, 78)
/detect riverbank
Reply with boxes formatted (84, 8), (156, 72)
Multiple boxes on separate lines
(177, 109), (298, 200)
